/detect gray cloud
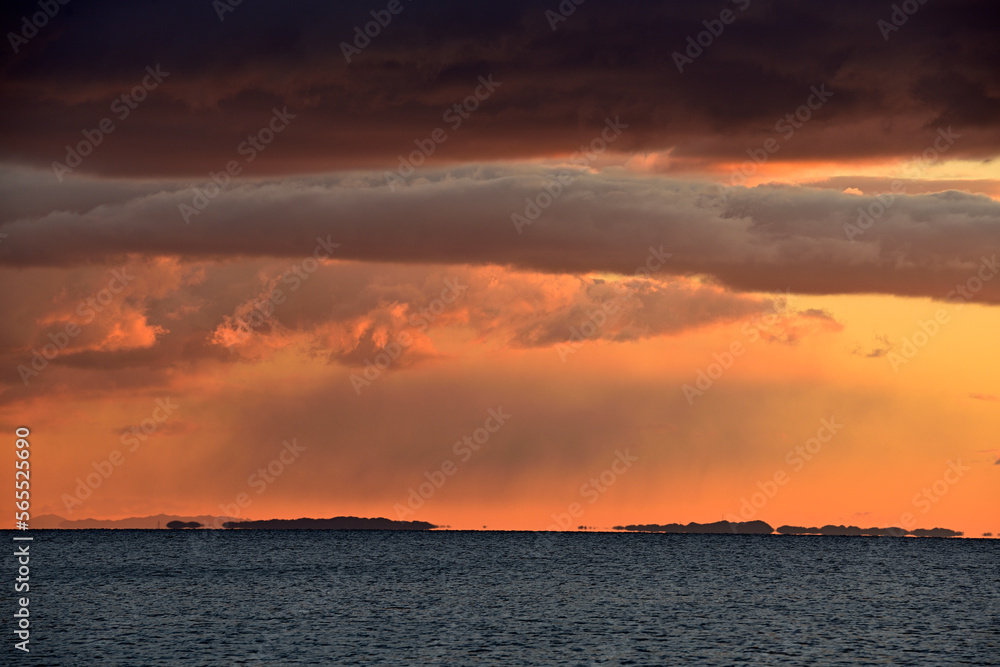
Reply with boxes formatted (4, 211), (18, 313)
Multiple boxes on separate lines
(2, 166), (998, 304)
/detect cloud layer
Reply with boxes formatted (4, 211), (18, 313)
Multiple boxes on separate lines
(3, 166), (998, 304)
(2, 0), (999, 175)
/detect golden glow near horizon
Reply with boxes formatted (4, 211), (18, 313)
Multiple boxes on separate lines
(7, 268), (998, 536)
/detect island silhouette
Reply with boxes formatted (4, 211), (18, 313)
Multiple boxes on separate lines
(27, 514), (967, 536)
(223, 517), (437, 530)
(30, 513), (437, 530)
(614, 521), (963, 537)
(775, 524), (963, 537)
(614, 520), (774, 534)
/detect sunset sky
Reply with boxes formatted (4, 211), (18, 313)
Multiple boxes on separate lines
(2, 0), (998, 535)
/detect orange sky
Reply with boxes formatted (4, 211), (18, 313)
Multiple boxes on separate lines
(4, 262), (998, 535)
(3, 0), (999, 536)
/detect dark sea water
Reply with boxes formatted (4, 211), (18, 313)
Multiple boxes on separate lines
(6, 530), (998, 665)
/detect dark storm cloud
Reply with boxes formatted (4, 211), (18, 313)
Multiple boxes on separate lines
(1, 0), (998, 176)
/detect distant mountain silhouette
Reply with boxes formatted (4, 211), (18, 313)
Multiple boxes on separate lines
(777, 524), (963, 537)
(31, 514), (235, 529)
(222, 516), (437, 530)
(29, 513), (436, 530)
(614, 520), (774, 534)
